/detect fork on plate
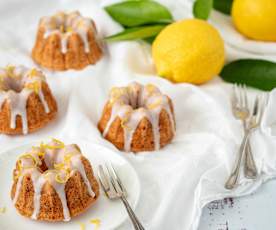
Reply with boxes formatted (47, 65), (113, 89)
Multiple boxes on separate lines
(98, 163), (145, 230)
(225, 86), (269, 190)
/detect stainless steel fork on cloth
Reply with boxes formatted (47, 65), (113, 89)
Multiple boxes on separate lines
(225, 85), (269, 190)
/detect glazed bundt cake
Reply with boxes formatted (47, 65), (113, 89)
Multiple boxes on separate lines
(11, 138), (100, 221)
(0, 65), (57, 135)
(98, 82), (176, 152)
(32, 11), (103, 71)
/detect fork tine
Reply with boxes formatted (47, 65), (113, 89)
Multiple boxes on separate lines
(237, 84), (243, 107)
(243, 84), (248, 108)
(252, 95), (259, 117)
(237, 83), (244, 108)
(98, 165), (111, 196)
(257, 95), (264, 124)
(98, 166), (109, 189)
(236, 84), (240, 108)
(242, 84), (246, 107)
(105, 163), (122, 195)
(232, 83), (238, 109)
(110, 163), (127, 196)
(257, 93), (268, 124)
(98, 164), (120, 199)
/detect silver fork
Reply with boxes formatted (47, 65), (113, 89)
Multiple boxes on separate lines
(232, 84), (257, 179)
(225, 94), (268, 190)
(98, 164), (145, 230)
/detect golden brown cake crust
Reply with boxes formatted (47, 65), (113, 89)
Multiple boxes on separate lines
(98, 97), (175, 153)
(32, 26), (102, 71)
(11, 156), (99, 221)
(0, 82), (57, 135)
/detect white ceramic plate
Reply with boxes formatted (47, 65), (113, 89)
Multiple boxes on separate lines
(0, 140), (141, 230)
(210, 11), (276, 55)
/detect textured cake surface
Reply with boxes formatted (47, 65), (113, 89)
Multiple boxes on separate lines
(0, 65), (57, 135)
(32, 11), (103, 71)
(11, 139), (100, 222)
(98, 82), (176, 152)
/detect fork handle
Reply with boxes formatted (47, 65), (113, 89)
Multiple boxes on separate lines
(244, 139), (258, 179)
(121, 196), (145, 230)
(242, 121), (258, 179)
(225, 129), (251, 190)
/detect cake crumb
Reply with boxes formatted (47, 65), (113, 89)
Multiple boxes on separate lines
(90, 218), (101, 230)
(0, 207), (6, 214)
(78, 222), (85, 230)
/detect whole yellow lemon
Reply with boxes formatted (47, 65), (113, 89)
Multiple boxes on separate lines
(152, 19), (225, 84)
(232, 0), (276, 41)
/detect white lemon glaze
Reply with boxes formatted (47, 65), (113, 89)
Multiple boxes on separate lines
(12, 139), (95, 221)
(103, 82), (175, 151)
(40, 11), (98, 54)
(0, 65), (50, 134)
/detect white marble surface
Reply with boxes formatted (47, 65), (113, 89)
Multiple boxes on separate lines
(199, 179), (276, 230)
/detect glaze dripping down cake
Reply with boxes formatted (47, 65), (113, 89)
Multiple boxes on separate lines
(98, 82), (176, 152)
(32, 11), (103, 71)
(0, 65), (57, 135)
(11, 139), (99, 221)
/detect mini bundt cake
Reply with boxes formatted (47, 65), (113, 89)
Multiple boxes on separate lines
(98, 82), (176, 152)
(11, 138), (100, 221)
(32, 11), (103, 71)
(0, 65), (57, 135)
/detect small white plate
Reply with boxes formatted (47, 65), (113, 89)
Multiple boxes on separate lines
(210, 11), (276, 55)
(0, 140), (141, 230)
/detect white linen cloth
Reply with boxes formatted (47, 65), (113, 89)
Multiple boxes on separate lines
(0, 0), (276, 229)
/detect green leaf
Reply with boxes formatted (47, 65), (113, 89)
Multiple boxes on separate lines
(143, 36), (156, 44)
(193, 0), (213, 20)
(213, 0), (233, 15)
(105, 25), (165, 42)
(104, 0), (173, 27)
(220, 59), (276, 91)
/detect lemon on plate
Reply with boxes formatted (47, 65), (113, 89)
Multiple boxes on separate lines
(232, 0), (276, 42)
(152, 19), (225, 84)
